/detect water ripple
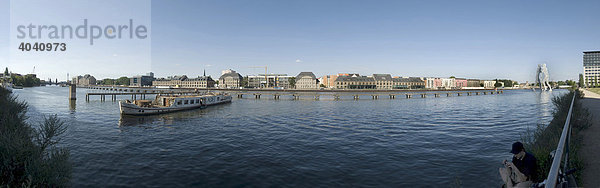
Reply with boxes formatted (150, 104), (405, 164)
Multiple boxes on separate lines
(12, 87), (566, 187)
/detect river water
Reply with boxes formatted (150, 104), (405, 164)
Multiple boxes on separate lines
(12, 86), (565, 187)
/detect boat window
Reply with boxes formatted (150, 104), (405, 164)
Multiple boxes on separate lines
(177, 100), (182, 105)
(190, 100), (194, 104)
(196, 99), (200, 103)
(184, 100), (189, 104)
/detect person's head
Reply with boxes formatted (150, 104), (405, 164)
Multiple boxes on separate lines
(510, 142), (526, 158)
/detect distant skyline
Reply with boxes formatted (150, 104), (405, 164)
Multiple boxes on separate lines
(2, 0), (600, 83)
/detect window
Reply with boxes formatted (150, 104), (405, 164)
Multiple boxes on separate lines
(177, 100), (182, 105)
(191, 100), (194, 104)
(184, 100), (189, 104)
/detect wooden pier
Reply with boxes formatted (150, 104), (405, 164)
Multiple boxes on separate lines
(83, 86), (504, 102)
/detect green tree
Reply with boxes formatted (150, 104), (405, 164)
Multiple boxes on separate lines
(450, 76), (455, 79)
(3, 67), (8, 76)
(579, 74), (584, 87)
(10, 74), (40, 87)
(501, 80), (513, 87)
(289, 77), (296, 89)
(115, 77), (129, 85)
(494, 82), (502, 88)
(102, 78), (115, 85)
(240, 77), (248, 88)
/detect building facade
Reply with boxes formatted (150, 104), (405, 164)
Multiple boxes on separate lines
(219, 72), (243, 89)
(467, 79), (481, 87)
(441, 78), (456, 89)
(455, 78), (467, 89)
(153, 75), (187, 88)
(247, 74), (292, 88)
(295, 72), (318, 89)
(319, 75), (338, 88)
(584, 51), (600, 87)
(482, 80), (497, 88)
(373, 74), (393, 89)
(183, 76), (215, 88)
(425, 78), (442, 89)
(72, 74), (96, 86)
(130, 72), (155, 87)
(334, 74), (376, 89)
(393, 77), (425, 89)
(152, 75), (215, 88)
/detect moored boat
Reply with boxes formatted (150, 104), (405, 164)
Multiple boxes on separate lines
(119, 92), (232, 115)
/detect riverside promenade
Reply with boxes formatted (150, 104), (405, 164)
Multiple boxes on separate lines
(580, 89), (600, 187)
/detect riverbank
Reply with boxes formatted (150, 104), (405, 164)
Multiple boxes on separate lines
(580, 89), (600, 187)
(522, 89), (591, 184)
(0, 87), (71, 187)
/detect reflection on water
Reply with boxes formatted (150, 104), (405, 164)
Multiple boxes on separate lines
(117, 104), (227, 126)
(535, 90), (554, 124)
(118, 115), (175, 127)
(12, 86), (568, 187)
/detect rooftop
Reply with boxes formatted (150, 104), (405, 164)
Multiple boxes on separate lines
(335, 76), (374, 82)
(393, 77), (423, 82)
(372, 74), (392, 81)
(296, 72), (316, 79)
(219, 72), (242, 80)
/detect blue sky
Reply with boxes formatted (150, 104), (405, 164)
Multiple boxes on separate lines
(2, 0), (599, 82)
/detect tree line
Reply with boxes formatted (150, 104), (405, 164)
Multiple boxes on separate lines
(97, 77), (130, 86)
(3, 68), (42, 87)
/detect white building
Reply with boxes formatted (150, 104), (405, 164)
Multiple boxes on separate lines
(441, 78), (455, 89)
(219, 72), (243, 89)
(483, 80), (497, 88)
(583, 51), (600, 87)
(295, 72), (318, 89)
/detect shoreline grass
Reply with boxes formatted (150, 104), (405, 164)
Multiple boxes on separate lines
(521, 89), (592, 184)
(0, 87), (72, 187)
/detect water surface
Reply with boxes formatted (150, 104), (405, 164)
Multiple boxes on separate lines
(14, 86), (564, 187)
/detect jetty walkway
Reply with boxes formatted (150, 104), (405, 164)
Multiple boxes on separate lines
(81, 86), (504, 101)
(580, 89), (600, 187)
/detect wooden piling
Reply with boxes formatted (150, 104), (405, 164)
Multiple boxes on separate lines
(69, 84), (77, 100)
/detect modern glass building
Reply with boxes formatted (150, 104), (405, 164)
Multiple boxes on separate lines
(583, 51), (600, 87)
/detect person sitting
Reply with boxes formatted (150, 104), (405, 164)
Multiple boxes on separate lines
(499, 141), (538, 187)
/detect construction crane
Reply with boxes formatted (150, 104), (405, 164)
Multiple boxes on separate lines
(248, 66), (268, 88)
